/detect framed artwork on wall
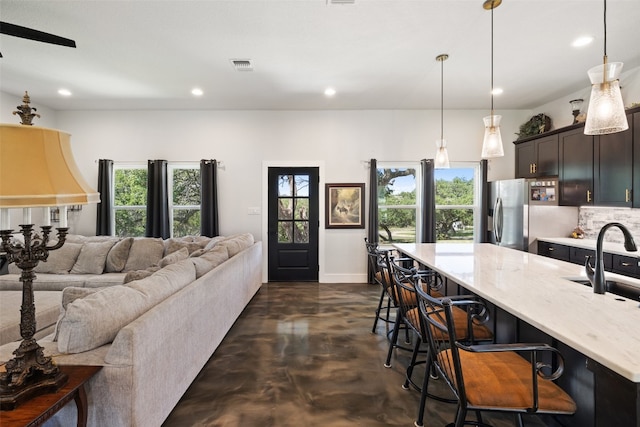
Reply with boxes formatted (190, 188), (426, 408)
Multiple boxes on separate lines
(325, 183), (365, 229)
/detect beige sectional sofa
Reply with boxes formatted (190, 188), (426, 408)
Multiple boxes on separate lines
(0, 233), (262, 426)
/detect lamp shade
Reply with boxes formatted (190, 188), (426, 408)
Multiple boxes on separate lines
(481, 115), (504, 159)
(584, 62), (628, 135)
(0, 124), (100, 207)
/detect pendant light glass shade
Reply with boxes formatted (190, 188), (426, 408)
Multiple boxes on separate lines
(435, 53), (450, 169)
(480, 0), (504, 159)
(434, 139), (450, 169)
(481, 115), (504, 158)
(584, 61), (628, 135)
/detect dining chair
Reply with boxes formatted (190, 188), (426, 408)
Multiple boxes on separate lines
(365, 238), (396, 333)
(414, 284), (577, 427)
(386, 262), (493, 397)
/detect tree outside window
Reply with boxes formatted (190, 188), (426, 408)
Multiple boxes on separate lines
(435, 166), (479, 242)
(113, 166), (147, 237)
(170, 166), (201, 237)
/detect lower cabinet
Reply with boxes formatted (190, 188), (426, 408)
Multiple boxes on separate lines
(538, 241), (570, 262)
(611, 254), (640, 279)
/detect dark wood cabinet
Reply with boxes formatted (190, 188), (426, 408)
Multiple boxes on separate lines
(515, 134), (558, 178)
(559, 128), (594, 206)
(610, 254), (640, 279)
(594, 113), (633, 207)
(538, 241), (570, 262)
(570, 246), (612, 271)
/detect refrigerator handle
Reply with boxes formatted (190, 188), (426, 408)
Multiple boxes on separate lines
(494, 197), (503, 243)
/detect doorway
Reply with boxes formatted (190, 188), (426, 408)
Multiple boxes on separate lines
(267, 167), (319, 281)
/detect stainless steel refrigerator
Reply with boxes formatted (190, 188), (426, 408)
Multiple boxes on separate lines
(488, 178), (578, 252)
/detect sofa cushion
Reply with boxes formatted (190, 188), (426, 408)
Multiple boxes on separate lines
(218, 233), (255, 257)
(124, 238), (164, 272)
(158, 247), (189, 268)
(56, 259), (196, 353)
(105, 237), (134, 273)
(32, 243), (83, 274)
(189, 245), (229, 278)
(203, 236), (227, 251)
(123, 266), (160, 284)
(70, 240), (117, 274)
(163, 238), (208, 256)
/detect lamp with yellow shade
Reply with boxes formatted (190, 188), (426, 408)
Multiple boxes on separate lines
(0, 93), (99, 410)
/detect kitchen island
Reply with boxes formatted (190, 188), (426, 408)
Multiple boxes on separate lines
(393, 243), (640, 427)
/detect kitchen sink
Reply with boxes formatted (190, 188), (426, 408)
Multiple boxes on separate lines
(564, 277), (640, 301)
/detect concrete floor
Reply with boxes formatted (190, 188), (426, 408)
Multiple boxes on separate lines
(162, 282), (560, 427)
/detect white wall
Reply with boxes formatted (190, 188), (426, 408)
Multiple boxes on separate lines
(1, 90), (531, 282)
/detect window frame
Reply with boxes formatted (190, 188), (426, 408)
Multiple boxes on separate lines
(434, 162), (481, 243)
(376, 161), (422, 244)
(167, 162), (201, 238)
(111, 161), (202, 237)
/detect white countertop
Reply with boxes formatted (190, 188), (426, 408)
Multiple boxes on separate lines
(393, 243), (640, 382)
(538, 237), (640, 258)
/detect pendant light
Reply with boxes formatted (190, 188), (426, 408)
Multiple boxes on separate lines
(584, 0), (628, 135)
(435, 54), (450, 169)
(481, 0), (504, 159)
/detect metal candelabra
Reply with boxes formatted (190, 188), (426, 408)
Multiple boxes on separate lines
(0, 225), (69, 410)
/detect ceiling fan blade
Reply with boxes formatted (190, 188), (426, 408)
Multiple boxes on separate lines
(0, 21), (76, 48)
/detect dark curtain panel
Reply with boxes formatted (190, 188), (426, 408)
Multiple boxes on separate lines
(479, 159), (489, 242)
(367, 158), (378, 283)
(420, 159), (436, 243)
(146, 159), (170, 239)
(200, 159), (220, 237)
(95, 159), (114, 236)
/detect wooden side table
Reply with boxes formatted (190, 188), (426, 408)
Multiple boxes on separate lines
(0, 365), (102, 427)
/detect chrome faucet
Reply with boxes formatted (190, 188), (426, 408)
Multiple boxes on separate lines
(586, 222), (638, 294)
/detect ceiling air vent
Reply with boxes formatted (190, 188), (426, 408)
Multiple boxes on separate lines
(327, 0), (355, 4)
(230, 59), (254, 71)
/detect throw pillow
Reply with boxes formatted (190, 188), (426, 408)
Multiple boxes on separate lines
(190, 245), (229, 278)
(123, 238), (164, 272)
(105, 237), (134, 273)
(158, 247), (189, 268)
(203, 236), (227, 251)
(163, 238), (206, 256)
(123, 266), (161, 284)
(217, 233), (255, 257)
(56, 285), (150, 353)
(70, 240), (117, 274)
(33, 243), (83, 274)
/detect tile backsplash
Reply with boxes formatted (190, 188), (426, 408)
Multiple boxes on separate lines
(579, 207), (640, 243)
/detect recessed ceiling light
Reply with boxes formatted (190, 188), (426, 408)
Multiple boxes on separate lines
(324, 87), (336, 97)
(572, 36), (594, 47)
(491, 88), (503, 96)
(58, 89), (72, 96)
(191, 88), (204, 96)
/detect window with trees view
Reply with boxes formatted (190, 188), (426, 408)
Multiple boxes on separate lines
(377, 165), (419, 243)
(435, 165), (479, 242)
(112, 163), (201, 237)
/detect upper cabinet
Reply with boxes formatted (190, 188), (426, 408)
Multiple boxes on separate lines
(515, 134), (558, 178)
(593, 113), (633, 207)
(516, 106), (639, 208)
(559, 128), (593, 206)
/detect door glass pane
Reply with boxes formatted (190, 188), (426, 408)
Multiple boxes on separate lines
(294, 199), (309, 220)
(278, 221), (293, 243)
(294, 221), (309, 243)
(294, 175), (309, 197)
(278, 175), (293, 197)
(278, 198), (293, 220)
